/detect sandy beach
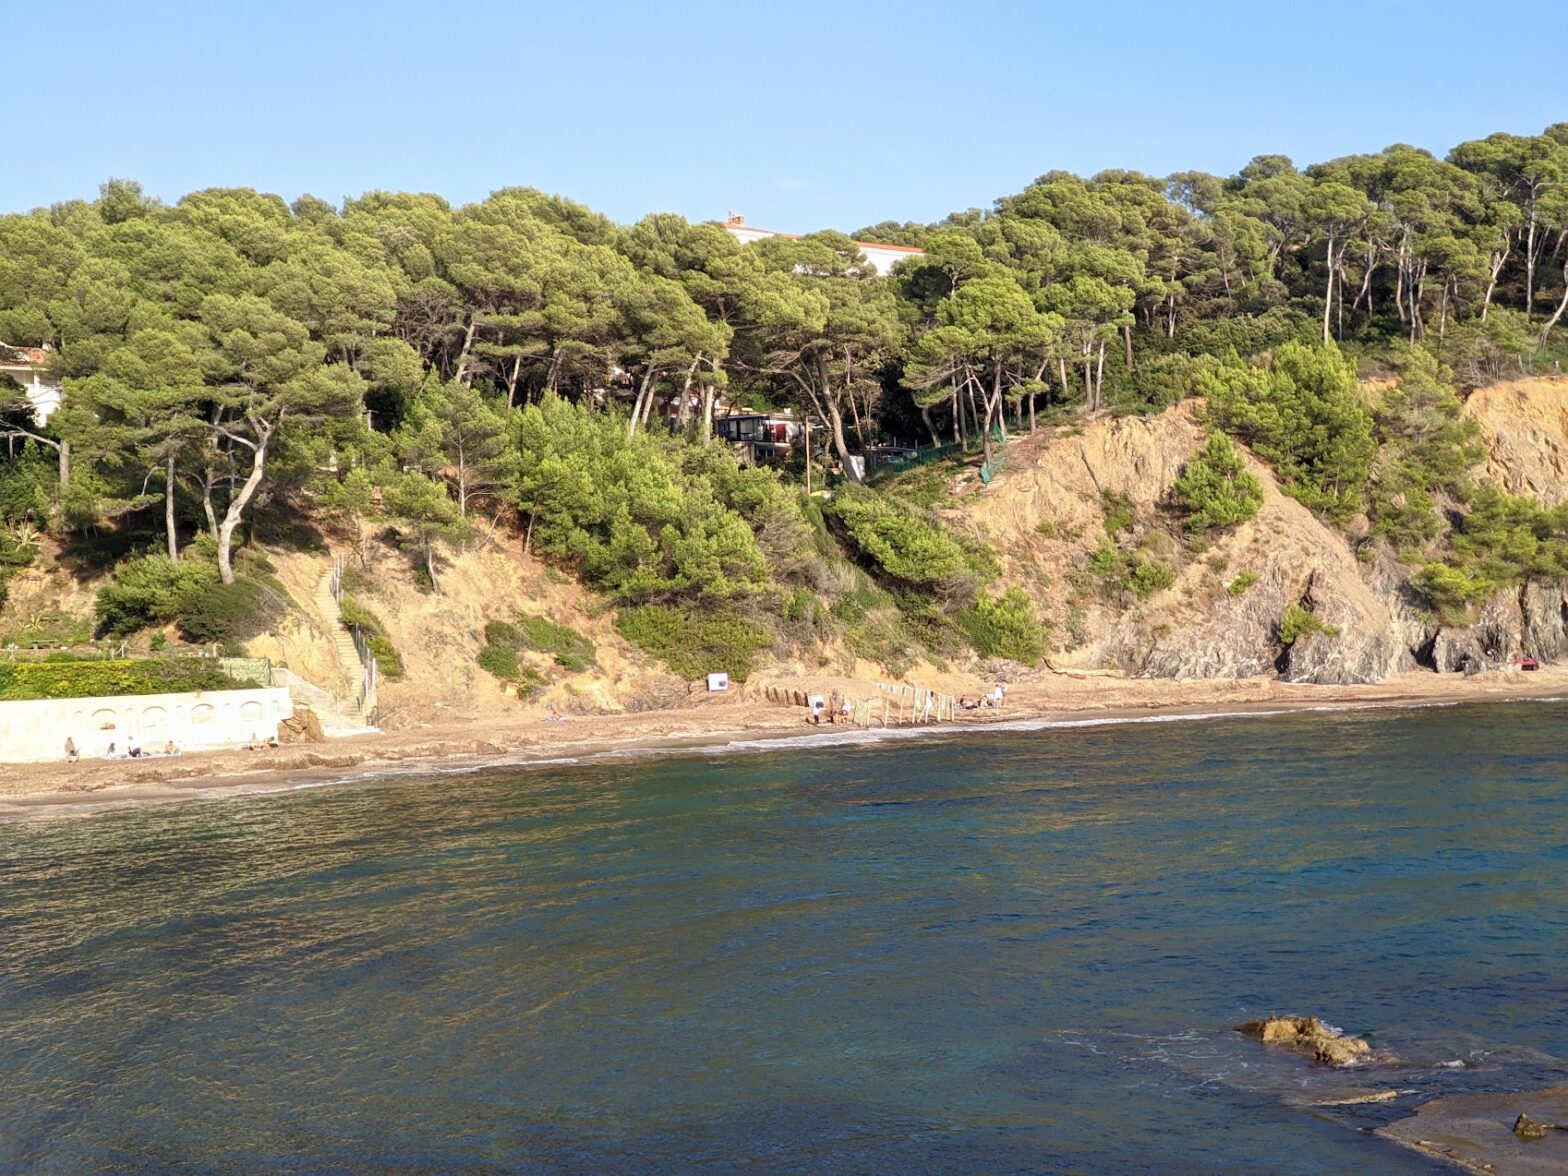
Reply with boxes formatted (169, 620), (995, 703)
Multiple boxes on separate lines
(4, 664), (1564, 820)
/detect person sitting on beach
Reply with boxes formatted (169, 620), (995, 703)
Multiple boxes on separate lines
(265, 735), (280, 750)
(103, 742), (121, 760)
(64, 737), (78, 763)
(163, 740), (179, 757)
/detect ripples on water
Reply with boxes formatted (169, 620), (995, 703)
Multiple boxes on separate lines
(1, 703), (1566, 1172)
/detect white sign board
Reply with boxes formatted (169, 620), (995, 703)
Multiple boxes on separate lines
(707, 672), (730, 693)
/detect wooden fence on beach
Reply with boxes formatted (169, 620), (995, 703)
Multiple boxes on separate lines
(762, 682), (956, 728)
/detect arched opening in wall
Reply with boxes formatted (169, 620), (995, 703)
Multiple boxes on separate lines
(140, 706), (168, 740)
(191, 703), (217, 727)
(239, 701), (264, 725)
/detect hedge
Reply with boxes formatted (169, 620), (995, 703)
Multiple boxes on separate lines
(0, 658), (246, 701)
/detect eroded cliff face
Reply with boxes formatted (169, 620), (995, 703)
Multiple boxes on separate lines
(953, 376), (1568, 684)
(1467, 377), (1568, 505)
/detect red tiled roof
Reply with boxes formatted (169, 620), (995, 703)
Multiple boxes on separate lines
(0, 345), (49, 366)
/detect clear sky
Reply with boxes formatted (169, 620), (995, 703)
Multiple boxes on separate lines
(9, 0), (1567, 233)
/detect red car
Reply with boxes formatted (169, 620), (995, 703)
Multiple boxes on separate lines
(1515, 656), (1540, 671)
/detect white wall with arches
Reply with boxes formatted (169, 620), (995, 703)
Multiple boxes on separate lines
(0, 687), (293, 763)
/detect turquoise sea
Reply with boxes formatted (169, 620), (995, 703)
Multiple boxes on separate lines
(2, 702), (1567, 1173)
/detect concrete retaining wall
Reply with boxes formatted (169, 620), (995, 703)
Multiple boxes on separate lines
(0, 687), (294, 763)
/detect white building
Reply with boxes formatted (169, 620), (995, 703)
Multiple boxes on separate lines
(0, 343), (63, 426)
(721, 214), (923, 277)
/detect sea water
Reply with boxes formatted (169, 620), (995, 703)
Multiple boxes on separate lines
(1, 702), (1565, 1172)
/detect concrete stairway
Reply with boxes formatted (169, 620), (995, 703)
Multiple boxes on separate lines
(269, 562), (377, 735)
(313, 567), (365, 695)
(273, 667), (373, 737)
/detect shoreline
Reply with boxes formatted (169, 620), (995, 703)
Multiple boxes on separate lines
(5, 668), (1565, 821)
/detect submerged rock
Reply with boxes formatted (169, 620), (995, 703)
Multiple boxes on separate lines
(1235, 1015), (1381, 1067)
(1380, 1086), (1568, 1173)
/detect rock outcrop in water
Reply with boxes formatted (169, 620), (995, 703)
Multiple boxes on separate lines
(1235, 1015), (1382, 1068)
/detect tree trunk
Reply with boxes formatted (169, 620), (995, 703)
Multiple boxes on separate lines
(1539, 261), (1568, 347)
(1122, 323), (1134, 371)
(506, 351), (524, 407)
(165, 453), (178, 562)
(215, 426), (272, 586)
(627, 367), (656, 439)
(454, 318), (478, 387)
(1482, 247), (1508, 321)
(979, 371), (996, 470)
(201, 466), (219, 539)
(1322, 232), (1336, 345)
(1526, 206), (1539, 318)
(426, 543), (440, 595)
(675, 353), (701, 433)
(1095, 341), (1106, 406)
(920, 403), (941, 448)
(824, 396), (859, 482)
(700, 381), (717, 440)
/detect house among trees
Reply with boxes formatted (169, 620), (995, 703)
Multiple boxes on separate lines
(721, 214), (924, 276)
(713, 410), (805, 464)
(0, 343), (62, 425)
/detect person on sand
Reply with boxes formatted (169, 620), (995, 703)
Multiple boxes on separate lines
(163, 740), (179, 757)
(265, 735), (280, 750)
(103, 742), (120, 760)
(64, 737), (78, 763)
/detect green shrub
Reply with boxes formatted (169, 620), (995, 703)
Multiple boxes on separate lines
(515, 393), (773, 601)
(477, 643), (520, 682)
(95, 556), (219, 635)
(1412, 561), (1494, 624)
(1128, 560), (1176, 598)
(959, 588), (1047, 664)
(616, 604), (770, 681)
(339, 595), (405, 678)
(1204, 342), (1375, 523)
(827, 487), (972, 590)
(1172, 433), (1264, 531)
(515, 614), (596, 672)
(516, 665), (547, 700)
(1101, 492), (1136, 535)
(0, 657), (242, 701)
(1227, 571), (1259, 596)
(1089, 539), (1175, 601)
(484, 619), (524, 649)
(176, 578), (282, 645)
(1278, 604), (1340, 645)
(0, 526), (38, 609)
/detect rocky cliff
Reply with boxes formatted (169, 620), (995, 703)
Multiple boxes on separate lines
(951, 376), (1568, 685)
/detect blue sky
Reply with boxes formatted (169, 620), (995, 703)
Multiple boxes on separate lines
(9, 0), (1566, 233)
